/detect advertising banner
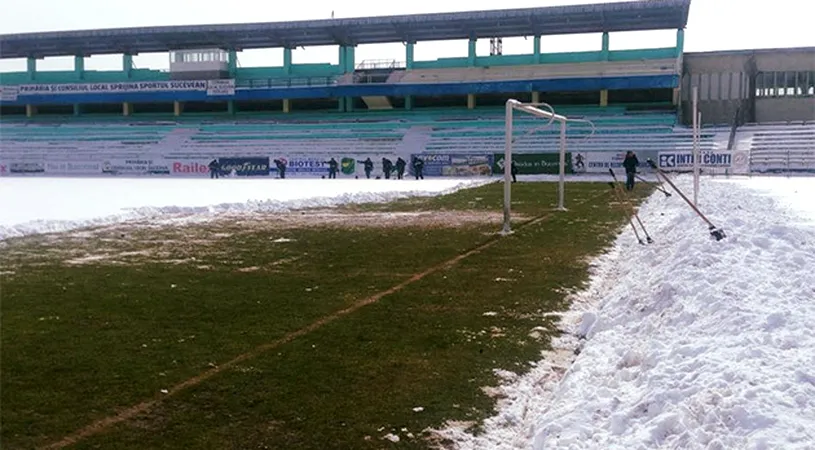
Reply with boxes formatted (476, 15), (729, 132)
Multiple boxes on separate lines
(492, 152), (572, 175)
(412, 154), (493, 177)
(219, 157), (270, 176)
(207, 79), (235, 96)
(274, 156), (331, 177)
(8, 162), (45, 174)
(731, 150), (750, 175)
(16, 80), (208, 96)
(45, 161), (102, 175)
(0, 86), (19, 102)
(341, 157), (357, 175)
(572, 151), (627, 173)
(327, 154), (401, 178)
(657, 151), (733, 172)
(169, 159), (214, 177)
(101, 158), (171, 176)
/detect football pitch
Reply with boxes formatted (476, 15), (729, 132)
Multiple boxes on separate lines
(0, 181), (650, 449)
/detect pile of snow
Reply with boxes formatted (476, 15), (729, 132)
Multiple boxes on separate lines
(0, 177), (492, 240)
(442, 176), (815, 449)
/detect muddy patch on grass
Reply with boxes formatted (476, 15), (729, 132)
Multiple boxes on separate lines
(228, 209), (510, 232)
(1, 209), (513, 270)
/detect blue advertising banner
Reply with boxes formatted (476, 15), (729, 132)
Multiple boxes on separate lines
(219, 157), (270, 176)
(411, 154), (493, 177)
(657, 151), (732, 172)
(281, 156), (330, 176)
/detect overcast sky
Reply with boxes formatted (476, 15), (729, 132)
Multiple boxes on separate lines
(0, 0), (813, 73)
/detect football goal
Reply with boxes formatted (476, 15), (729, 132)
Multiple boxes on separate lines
(501, 99), (595, 234)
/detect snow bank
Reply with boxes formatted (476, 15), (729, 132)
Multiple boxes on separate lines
(0, 177), (492, 240)
(442, 176), (815, 449)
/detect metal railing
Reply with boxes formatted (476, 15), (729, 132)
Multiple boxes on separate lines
(355, 59), (405, 70)
(236, 76), (339, 89)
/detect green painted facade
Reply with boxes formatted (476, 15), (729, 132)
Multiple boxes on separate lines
(0, 46), (679, 87)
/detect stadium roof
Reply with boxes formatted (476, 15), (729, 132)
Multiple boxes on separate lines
(0, 0), (691, 59)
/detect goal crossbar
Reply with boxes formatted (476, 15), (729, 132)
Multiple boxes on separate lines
(502, 99), (594, 234)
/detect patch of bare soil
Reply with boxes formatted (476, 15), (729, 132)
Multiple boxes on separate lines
(228, 209), (509, 231)
(0, 209), (516, 270)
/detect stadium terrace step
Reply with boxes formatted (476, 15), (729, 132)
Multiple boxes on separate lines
(0, 107), (690, 165)
(737, 123), (815, 173)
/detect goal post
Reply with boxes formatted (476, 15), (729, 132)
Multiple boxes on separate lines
(502, 99), (587, 235)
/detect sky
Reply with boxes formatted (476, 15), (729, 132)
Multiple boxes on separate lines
(0, 0), (813, 73)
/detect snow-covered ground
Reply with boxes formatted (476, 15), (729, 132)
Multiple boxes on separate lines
(0, 177), (491, 239)
(442, 176), (815, 450)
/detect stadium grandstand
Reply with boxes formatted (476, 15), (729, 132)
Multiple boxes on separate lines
(0, 0), (813, 177)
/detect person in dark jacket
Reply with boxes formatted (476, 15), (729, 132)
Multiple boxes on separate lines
(273, 159), (287, 179)
(412, 157), (424, 180)
(326, 158), (339, 179)
(395, 157), (407, 179)
(208, 159), (220, 179)
(622, 151), (639, 191)
(382, 157), (394, 179)
(357, 158), (374, 179)
(511, 160), (518, 183)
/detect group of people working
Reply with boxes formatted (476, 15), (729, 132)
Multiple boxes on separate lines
(208, 156), (427, 180)
(206, 150), (642, 189)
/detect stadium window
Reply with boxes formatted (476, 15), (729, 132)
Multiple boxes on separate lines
(777, 72), (786, 97)
(799, 72), (808, 96)
(754, 71), (815, 97)
(784, 72), (794, 96)
(789, 71), (798, 96)
(794, 71), (801, 96)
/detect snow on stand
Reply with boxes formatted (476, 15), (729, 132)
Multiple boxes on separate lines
(440, 176), (815, 450)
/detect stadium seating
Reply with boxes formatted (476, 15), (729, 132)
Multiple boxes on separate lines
(399, 59), (680, 84)
(0, 107), (725, 164)
(743, 123), (815, 173)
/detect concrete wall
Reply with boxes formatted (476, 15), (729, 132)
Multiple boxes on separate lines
(681, 47), (815, 125)
(756, 98), (815, 123)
